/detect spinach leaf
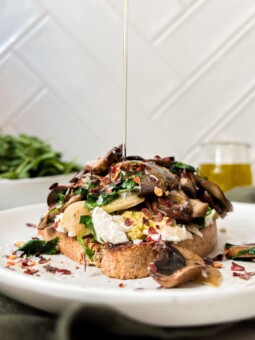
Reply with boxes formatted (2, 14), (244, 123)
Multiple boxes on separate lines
(17, 237), (59, 256)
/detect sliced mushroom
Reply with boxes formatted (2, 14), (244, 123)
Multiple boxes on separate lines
(140, 163), (179, 197)
(47, 185), (70, 207)
(195, 176), (233, 217)
(224, 243), (255, 260)
(88, 145), (123, 175)
(63, 194), (82, 210)
(148, 242), (205, 288)
(38, 211), (49, 230)
(61, 201), (92, 237)
(151, 190), (193, 221)
(190, 199), (209, 218)
(180, 171), (196, 198)
(102, 193), (144, 213)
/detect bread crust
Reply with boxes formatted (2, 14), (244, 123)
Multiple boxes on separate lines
(39, 221), (217, 280)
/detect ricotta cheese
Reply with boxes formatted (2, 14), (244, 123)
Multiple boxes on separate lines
(92, 207), (129, 244)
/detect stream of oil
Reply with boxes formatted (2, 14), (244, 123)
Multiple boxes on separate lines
(122, 0), (129, 160)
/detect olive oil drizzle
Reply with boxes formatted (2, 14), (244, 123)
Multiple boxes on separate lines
(122, 0), (129, 160)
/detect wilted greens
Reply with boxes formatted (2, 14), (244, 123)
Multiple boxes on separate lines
(0, 132), (81, 179)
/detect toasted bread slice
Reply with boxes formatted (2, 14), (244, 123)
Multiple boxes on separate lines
(39, 221), (217, 279)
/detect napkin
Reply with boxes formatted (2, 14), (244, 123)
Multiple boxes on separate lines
(0, 293), (247, 340)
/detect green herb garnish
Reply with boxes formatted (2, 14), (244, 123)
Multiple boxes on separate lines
(77, 236), (94, 260)
(0, 132), (81, 179)
(170, 162), (195, 175)
(86, 192), (119, 210)
(79, 215), (96, 241)
(17, 237), (59, 256)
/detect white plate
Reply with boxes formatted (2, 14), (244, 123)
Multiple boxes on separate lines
(0, 202), (255, 327)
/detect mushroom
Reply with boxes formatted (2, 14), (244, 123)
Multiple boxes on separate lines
(148, 242), (205, 288)
(190, 199), (209, 218)
(88, 145), (123, 175)
(47, 185), (70, 207)
(195, 176), (233, 217)
(140, 163), (179, 197)
(151, 190), (193, 221)
(180, 171), (196, 198)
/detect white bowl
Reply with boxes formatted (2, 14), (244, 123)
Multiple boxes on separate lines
(0, 173), (75, 210)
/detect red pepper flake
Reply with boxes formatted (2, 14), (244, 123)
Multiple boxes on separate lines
(56, 269), (72, 275)
(38, 256), (50, 264)
(26, 223), (37, 228)
(124, 218), (133, 226)
(142, 217), (149, 226)
(19, 259), (30, 268)
(231, 262), (245, 271)
(155, 212), (163, 222)
(102, 176), (111, 185)
(148, 227), (158, 235)
(233, 272), (255, 280)
(166, 218), (172, 226)
(149, 263), (157, 274)
(155, 225), (160, 229)
(44, 264), (58, 273)
(141, 208), (152, 219)
(146, 236), (153, 242)
(118, 283), (125, 288)
(24, 268), (39, 275)
(212, 262), (223, 269)
(54, 222), (59, 229)
(133, 177), (141, 185)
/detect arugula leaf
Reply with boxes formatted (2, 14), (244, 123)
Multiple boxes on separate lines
(79, 215), (96, 241)
(0, 132), (81, 179)
(77, 236), (94, 260)
(79, 215), (93, 229)
(17, 237), (59, 256)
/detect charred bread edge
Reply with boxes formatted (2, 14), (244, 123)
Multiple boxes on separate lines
(38, 221), (217, 280)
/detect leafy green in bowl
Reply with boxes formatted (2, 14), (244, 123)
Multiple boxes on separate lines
(0, 133), (81, 179)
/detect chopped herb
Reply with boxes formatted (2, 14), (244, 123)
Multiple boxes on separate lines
(206, 207), (212, 216)
(57, 193), (65, 204)
(80, 215), (93, 229)
(79, 215), (96, 240)
(17, 237), (59, 256)
(77, 236), (94, 260)
(74, 187), (88, 198)
(86, 192), (119, 210)
(234, 248), (255, 258)
(170, 162), (195, 175)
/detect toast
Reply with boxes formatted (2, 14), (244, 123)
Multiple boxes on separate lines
(37, 146), (232, 281)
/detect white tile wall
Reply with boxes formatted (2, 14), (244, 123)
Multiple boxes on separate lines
(0, 0), (255, 178)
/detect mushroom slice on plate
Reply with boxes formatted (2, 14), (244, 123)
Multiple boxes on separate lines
(102, 193), (144, 213)
(148, 242), (205, 288)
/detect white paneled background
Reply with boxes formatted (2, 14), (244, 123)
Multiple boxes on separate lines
(1, 0), (255, 174)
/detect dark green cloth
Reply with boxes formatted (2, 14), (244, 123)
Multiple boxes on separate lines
(1, 293), (255, 340)
(1, 187), (255, 339)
